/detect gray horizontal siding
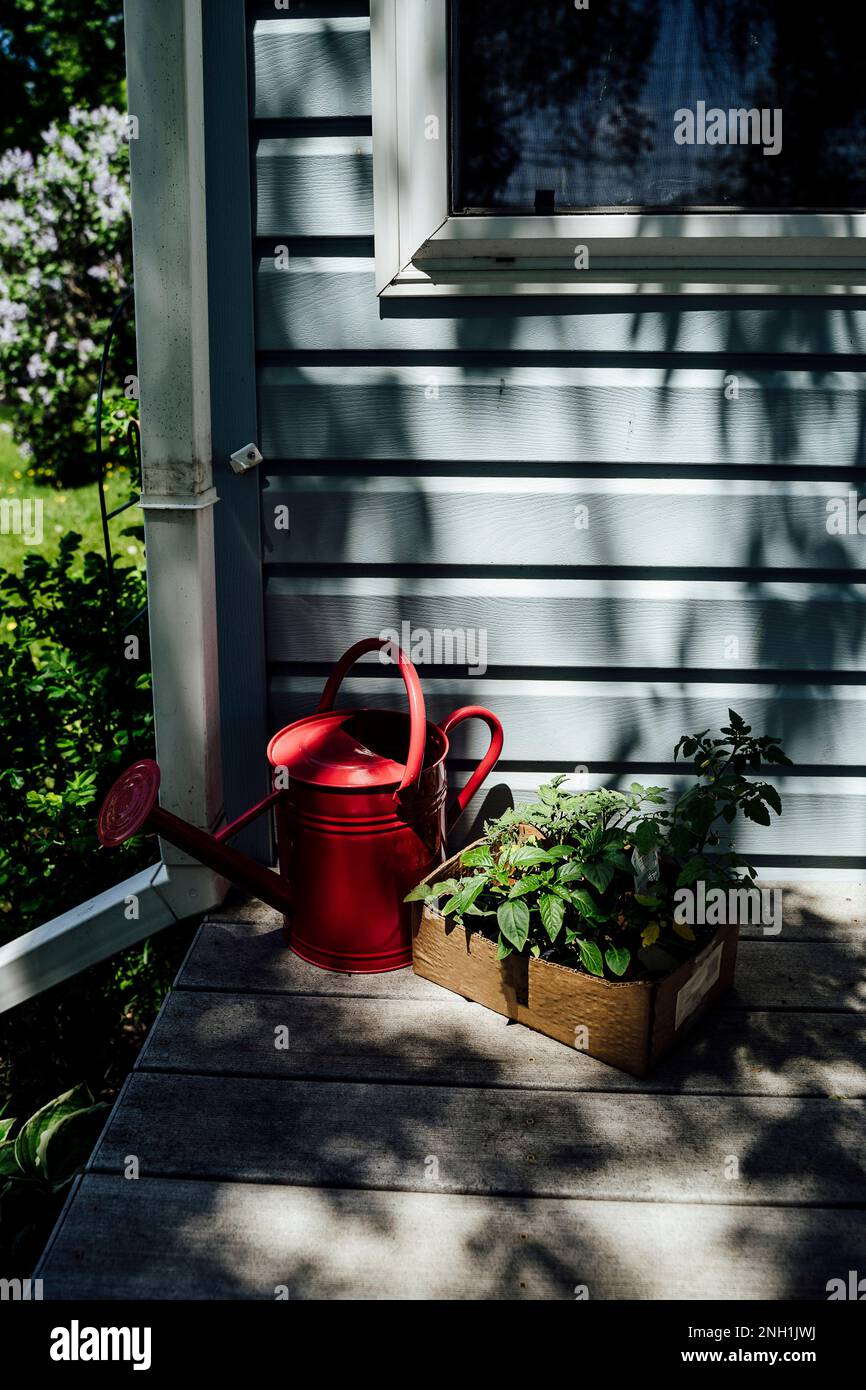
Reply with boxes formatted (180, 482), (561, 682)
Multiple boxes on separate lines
(261, 477), (866, 571)
(255, 255), (866, 355)
(262, 578), (866, 671)
(258, 365), (866, 467)
(255, 139), (372, 237)
(251, 14), (371, 119)
(248, 5), (866, 869)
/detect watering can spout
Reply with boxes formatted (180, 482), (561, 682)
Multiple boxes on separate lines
(97, 760), (294, 916)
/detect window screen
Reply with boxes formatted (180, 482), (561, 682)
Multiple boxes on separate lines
(451, 0), (866, 213)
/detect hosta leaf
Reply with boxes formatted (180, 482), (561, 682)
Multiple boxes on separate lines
(538, 893), (565, 942)
(576, 939), (605, 977)
(40, 1103), (110, 1189)
(14, 1085), (94, 1177)
(605, 945), (631, 978)
(0, 1118), (15, 1143)
(0, 1141), (22, 1177)
(497, 898), (530, 951)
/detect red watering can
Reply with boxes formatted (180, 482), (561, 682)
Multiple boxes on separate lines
(97, 637), (504, 973)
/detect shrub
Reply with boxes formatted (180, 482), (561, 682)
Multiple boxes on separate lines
(0, 532), (153, 934)
(0, 106), (134, 485)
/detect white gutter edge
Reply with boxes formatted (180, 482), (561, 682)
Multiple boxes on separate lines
(0, 862), (226, 1015)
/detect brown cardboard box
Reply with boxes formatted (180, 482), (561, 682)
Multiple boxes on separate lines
(412, 843), (740, 1077)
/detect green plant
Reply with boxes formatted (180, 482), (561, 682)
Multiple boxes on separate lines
(0, 533), (153, 931)
(0, 1084), (109, 1270)
(0, 105), (134, 485)
(407, 711), (791, 982)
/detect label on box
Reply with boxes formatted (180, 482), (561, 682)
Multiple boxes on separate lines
(675, 941), (724, 1031)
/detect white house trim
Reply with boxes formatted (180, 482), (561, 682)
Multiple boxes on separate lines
(370, 0), (866, 296)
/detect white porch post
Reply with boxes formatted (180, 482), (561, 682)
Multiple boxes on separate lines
(124, 0), (225, 893)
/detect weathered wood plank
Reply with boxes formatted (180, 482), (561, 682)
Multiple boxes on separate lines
(263, 578), (866, 671)
(260, 477), (866, 572)
(251, 17), (371, 120)
(38, 1174), (864, 1299)
(177, 917), (445, 997)
(91, 1072), (866, 1203)
(255, 257), (866, 355)
(139, 989), (866, 1095)
(257, 365), (866, 466)
(255, 139), (372, 237)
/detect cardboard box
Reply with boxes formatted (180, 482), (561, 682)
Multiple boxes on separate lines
(412, 844), (739, 1077)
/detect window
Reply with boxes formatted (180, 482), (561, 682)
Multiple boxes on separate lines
(371, 0), (866, 296)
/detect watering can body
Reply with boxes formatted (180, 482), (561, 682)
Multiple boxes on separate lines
(98, 638), (503, 974)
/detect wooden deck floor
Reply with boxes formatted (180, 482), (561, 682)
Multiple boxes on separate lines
(37, 886), (866, 1300)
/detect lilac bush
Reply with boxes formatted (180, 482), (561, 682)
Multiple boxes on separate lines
(0, 106), (134, 484)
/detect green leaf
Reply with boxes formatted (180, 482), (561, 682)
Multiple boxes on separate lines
(509, 846), (556, 868)
(496, 934), (514, 960)
(633, 820), (660, 853)
(576, 939), (605, 977)
(634, 893), (662, 908)
(443, 876), (488, 919)
(743, 800), (771, 826)
(0, 1142), (23, 1177)
(14, 1085), (95, 1178)
(761, 784), (783, 816)
(556, 860), (586, 884)
(460, 845), (495, 869)
(605, 945), (631, 978)
(403, 877), (462, 904)
(546, 844), (574, 860)
(538, 893), (565, 942)
(581, 859), (615, 894)
(40, 1103), (110, 1189)
(569, 887), (604, 921)
(497, 898), (530, 951)
(508, 874), (544, 900)
(0, 1118), (15, 1144)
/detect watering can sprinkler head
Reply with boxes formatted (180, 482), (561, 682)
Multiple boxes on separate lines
(97, 759), (295, 916)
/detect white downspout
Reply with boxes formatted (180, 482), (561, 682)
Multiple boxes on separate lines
(0, 0), (230, 1014)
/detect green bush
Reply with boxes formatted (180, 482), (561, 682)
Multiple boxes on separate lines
(0, 106), (135, 485)
(0, 534), (197, 1275)
(0, 532), (153, 931)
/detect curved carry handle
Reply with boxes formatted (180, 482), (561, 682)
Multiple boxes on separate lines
(316, 636), (427, 798)
(439, 706), (505, 830)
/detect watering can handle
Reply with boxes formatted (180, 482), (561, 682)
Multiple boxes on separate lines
(316, 637), (428, 797)
(439, 707), (504, 830)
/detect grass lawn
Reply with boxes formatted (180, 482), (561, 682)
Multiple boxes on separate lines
(0, 411), (145, 576)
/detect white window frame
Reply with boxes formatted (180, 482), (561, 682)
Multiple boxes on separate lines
(370, 0), (866, 298)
